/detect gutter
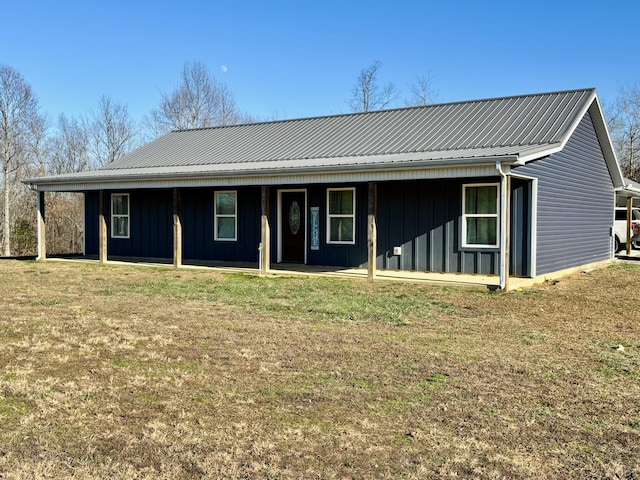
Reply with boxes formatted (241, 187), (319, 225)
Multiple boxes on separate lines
(616, 184), (640, 198)
(23, 155), (522, 190)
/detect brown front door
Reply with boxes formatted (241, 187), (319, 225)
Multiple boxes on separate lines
(281, 191), (305, 263)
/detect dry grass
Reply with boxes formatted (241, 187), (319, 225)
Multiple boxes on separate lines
(0, 259), (639, 479)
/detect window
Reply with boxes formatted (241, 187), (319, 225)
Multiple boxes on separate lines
(327, 187), (355, 244)
(111, 193), (129, 238)
(462, 184), (499, 248)
(215, 191), (237, 241)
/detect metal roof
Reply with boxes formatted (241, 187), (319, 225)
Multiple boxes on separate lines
(26, 88), (622, 190)
(106, 88), (594, 170)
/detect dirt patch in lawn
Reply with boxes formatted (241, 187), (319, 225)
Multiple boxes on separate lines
(0, 260), (638, 478)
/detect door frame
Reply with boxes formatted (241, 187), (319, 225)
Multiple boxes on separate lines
(277, 188), (308, 264)
(509, 174), (537, 278)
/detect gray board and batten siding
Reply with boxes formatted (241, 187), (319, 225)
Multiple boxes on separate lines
(512, 111), (614, 276)
(85, 185), (368, 267)
(85, 187), (262, 262)
(85, 178), (521, 276)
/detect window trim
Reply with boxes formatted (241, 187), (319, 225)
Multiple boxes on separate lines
(462, 183), (499, 249)
(326, 187), (356, 245)
(214, 190), (237, 242)
(111, 193), (130, 239)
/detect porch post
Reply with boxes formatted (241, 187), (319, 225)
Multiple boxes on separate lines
(260, 186), (271, 274)
(498, 168), (511, 290)
(626, 196), (633, 255)
(367, 182), (377, 282)
(504, 176), (511, 291)
(173, 188), (182, 269)
(36, 190), (46, 260)
(98, 190), (108, 264)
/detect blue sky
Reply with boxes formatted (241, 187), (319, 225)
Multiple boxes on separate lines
(2, 0), (639, 125)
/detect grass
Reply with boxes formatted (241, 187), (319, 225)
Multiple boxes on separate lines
(0, 259), (639, 478)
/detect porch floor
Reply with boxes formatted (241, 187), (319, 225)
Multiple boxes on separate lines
(42, 255), (539, 290)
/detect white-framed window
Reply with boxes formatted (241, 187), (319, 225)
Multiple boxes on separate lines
(462, 183), (499, 248)
(215, 190), (237, 241)
(111, 193), (130, 238)
(327, 187), (356, 244)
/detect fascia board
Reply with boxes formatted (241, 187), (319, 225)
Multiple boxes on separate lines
(516, 143), (564, 163)
(615, 184), (640, 199)
(25, 155), (521, 192)
(589, 93), (625, 188)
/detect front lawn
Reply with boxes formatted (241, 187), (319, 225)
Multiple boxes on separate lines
(0, 260), (638, 478)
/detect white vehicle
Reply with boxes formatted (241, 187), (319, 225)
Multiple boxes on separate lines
(614, 207), (640, 252)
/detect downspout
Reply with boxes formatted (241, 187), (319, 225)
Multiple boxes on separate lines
(496, 161), (509, 290)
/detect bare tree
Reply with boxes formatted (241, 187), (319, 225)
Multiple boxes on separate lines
(405, 73), (438, 107)
(49, 114), (91, 174)
(0, 64), (42, 256)
(147, 61), (242, 136)
(348, 61), (398, 113)
(88, 95), (138, 168)
(29, 113), (50, 175)
(607, 84), (640, 182)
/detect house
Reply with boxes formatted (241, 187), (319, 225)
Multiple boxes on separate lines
(25, 88), (627, 289)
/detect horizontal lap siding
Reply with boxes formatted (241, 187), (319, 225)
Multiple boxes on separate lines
(375, 179), (498, 274)
(512, 112), (613, 275)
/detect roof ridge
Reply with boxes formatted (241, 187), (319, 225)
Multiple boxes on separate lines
(172, 88), (597, 133)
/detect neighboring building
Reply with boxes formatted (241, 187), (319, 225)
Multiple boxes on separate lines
(25, 89), (626, 289)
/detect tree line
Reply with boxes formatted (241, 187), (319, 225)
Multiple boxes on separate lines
(1, 59), (638, 257)
(0, 61), (255, 257)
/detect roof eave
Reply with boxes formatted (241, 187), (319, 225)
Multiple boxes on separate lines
(24, 155), (521, 192)
(616, 178), (640, 198)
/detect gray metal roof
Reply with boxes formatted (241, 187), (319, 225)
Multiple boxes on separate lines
(106, 88), (594, 171)
(27, 88), (623, 190)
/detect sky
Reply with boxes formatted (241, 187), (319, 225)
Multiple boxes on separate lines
(2, 0), (640, 128)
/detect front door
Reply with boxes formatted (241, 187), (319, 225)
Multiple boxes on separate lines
(281, 191), (305, 263)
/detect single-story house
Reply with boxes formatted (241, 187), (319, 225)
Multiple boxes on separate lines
(25, 88), (627, 289)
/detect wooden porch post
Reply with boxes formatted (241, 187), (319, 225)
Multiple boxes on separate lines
(173, 188), (182, 269)
(260, 186), (271, 274)
(626, 196), (633, 255)
(367, 182), (377, 282)
(98, 190), (108, 264)
(36, 190), (46, 260)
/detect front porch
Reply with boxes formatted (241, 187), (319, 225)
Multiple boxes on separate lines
(39, 255), (579, 291)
